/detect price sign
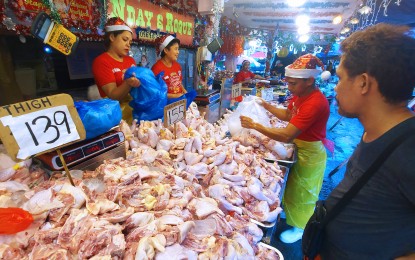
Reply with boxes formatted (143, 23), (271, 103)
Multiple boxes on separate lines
(0, 94), (85, 160)
(164, 99), (187, 128)
(261, 88), (274, 101)
(45, 22), (79, 55)
(231, 83), (242, 99)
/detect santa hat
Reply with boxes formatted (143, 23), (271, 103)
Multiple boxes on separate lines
(155, 34), (180, 56)
(285, 54), (331, 79)
(105, 17), (132, 34)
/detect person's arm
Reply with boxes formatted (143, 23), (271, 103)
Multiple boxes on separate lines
(261, 100), (292, 121)
(240, 116), (301, 143)
(101, 75), (140, 101)
(395, 253), (415, 260)
(168, 93), (184, 99)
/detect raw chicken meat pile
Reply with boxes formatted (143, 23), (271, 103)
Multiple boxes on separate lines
(0, 102), (291, 259)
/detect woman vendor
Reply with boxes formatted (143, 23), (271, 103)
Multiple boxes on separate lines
(240, 54), (331, 244)
(234, 60), (268, 86)
(151, 35), (196, 107)
(92, 17), (141, 123)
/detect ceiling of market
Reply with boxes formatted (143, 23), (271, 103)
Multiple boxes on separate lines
(220, 0), (415, 36)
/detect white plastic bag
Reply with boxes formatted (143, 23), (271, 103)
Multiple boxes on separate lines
(227, 96), (271, 136)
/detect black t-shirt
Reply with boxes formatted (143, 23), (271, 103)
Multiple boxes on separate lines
(321, 117), (415, 260)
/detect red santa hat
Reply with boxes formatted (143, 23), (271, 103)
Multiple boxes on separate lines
(155, 34), (180, 56)
(105, 17), (132, 34)
(285, 54), (331, 79)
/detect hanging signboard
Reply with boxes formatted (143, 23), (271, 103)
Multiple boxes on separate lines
(0, 94), (85, 161)
(11, 0), (96, 25)
(231, 83), (242, 99)
(108, 0), (195, 46)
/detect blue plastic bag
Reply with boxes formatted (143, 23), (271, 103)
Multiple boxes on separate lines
(75, 99), (122, 140)
(167, 89), (197, 110)
(124, 67), (167, 121)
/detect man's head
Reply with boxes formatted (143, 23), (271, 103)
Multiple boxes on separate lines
(335, 23), (415, 117)
(284, 54), (326, 96)
(339, 23), (415, 104)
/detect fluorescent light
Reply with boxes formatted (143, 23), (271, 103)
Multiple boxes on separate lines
(286, 0), (306, 8)
(358, 6), (372, 15)
(296, 15), (310, 26)
(333, 15), (342, 24)
(298, 34), (310, 43)
(297, 25), (310, 35)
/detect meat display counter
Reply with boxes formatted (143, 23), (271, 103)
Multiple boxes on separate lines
(194, 89), (221, 123)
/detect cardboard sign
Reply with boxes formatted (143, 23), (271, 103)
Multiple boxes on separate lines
(0, 94), (85, 160)
(261, 88), (274, 101)
(231, 83), (242, 99)
(164, 99), (187, 127)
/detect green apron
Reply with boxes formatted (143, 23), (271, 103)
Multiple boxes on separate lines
(120, 94), (133, 124)
(282, 139), (327, 229)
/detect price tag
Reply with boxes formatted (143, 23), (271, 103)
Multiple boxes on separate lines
(45, 22), (78, 55)
(164, 99), (187, 127)
(0, 94), (85, 160)
(261, 88), (274, 101)
(231, 83), (242, 99)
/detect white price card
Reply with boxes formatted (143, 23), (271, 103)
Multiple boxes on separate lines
(261, 88), (274, 101)
(231, 83), (242, 99)
(0, 106), (80, 159)
(0, 94), (85, 161)
(164, 99), (187, 127)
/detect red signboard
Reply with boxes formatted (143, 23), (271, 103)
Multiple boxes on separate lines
(108, 0), (195, 46)
(14, 0), (94, 24)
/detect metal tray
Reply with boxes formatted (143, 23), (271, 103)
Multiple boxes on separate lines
(258, 242), (284, 260)
(265, 143), (297, 168)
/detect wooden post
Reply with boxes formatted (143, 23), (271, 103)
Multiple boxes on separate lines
(56, 149), (75, 186)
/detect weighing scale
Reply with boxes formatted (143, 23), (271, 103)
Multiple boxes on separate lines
(36, 130), (125, 171)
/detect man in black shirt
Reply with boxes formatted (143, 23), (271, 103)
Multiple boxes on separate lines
(320, 23), (415, 259)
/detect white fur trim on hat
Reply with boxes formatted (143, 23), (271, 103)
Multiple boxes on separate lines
(105, 25), (132, 33)
(285, 66), (322, 78)
(159, 35), (175, 56)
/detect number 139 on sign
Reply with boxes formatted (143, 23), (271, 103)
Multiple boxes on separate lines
(0, 105), (80, 159)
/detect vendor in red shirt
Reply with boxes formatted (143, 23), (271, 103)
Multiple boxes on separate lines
(92, 17), (140, 123)
(152, 35), (187, 99)
(240, 54), (332, 244)
(234, 60), (267, 86)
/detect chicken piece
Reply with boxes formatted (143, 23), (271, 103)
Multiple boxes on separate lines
(156, 139), (174, 152)
(264, 140), (288, 159)
(48, 193), (75, 223)
(232, 232), (255, 256)
(57, 209), (95, 253)
(52, 183), (87, 209)
(247, 177), (274, 205)
(185, 162), (209, 176)
(0, 244), (25, 259)
(218, 160), (238, 175)
(155, 243), (198, 260)
(123, 212), (155, 232)
(244, 201), (282, 223)
(29, 244), (71, 260)
(188, 197), (224, 218)
(100, 207), (135, 223)
(184, 152), (204, 166)
(178, 221), (195, 243)
(22, 189), (64, 215)
(147, 127), (159, 148)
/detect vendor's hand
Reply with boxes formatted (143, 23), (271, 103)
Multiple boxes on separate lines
(240, 116), (256, 129)
(255, 97), (267, 106)
(126, 73), (141, 88)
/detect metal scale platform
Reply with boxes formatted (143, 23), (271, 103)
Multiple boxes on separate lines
(35, 130), (126, 171)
